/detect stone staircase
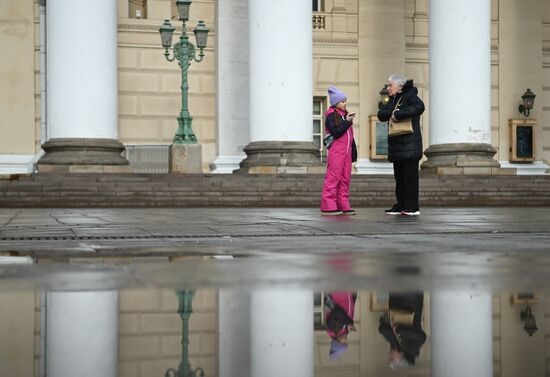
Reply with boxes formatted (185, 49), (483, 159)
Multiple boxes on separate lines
(0, 173), (549, 207)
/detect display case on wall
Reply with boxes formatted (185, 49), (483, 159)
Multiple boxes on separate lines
(369, 115), (388, 160)
(509, 119), (536, 162)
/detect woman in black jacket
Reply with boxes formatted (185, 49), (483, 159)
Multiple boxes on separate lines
(378, 292), (426, 369)
(377, 75), (425, 216)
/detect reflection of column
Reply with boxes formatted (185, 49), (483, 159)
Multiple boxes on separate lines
(423, 0), (499, 174)
(211, 0), (248, 173)
(47, 291), (118, 377)
(431, 291), (492, 377)
(38, 0), (127, 171)
(238, 0), (321, 174)
(218, 290), (251, 377)
(251, 289), (314, 377)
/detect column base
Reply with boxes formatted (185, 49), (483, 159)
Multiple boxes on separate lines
(235, 141), (324, 174)
(0, 154), (40, 175)
(355, 158), (393, 175)
(37, 138), (129, 173)
(210, 154), (246, 174)
(170, 144), (203, 173)
(499, 160), (550, 175)
(421, 143), (515, 175)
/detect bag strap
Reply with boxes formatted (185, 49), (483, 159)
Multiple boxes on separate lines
(394, 96), (404, 109)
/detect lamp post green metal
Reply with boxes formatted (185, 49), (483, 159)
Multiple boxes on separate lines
(159, 0), (210, 144)
(165, 290), (205, 377)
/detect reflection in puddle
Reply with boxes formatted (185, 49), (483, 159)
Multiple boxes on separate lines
(1, 249), (549, 377)
(1, 286), (547, 376)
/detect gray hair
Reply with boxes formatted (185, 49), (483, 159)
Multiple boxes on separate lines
(388, 74), (407, 88)
(389, 354), (410, 370)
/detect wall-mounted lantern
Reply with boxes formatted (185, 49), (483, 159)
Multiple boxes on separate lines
(518, 89), (536, 117)
(520, 306), (538, 336)
(378, 86), (390, 110)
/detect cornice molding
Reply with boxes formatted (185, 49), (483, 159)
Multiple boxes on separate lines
(118, 22), (216, 33)
(406, 42), (427, 49)
(405, 42), (500, 51)
(314, 37), (358, 44)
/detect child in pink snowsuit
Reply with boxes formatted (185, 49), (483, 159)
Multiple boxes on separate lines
(325, 291), (358, 360)
(320, 86), (357, 215)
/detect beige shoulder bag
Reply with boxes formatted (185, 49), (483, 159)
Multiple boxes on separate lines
(388, 97), (413, 137)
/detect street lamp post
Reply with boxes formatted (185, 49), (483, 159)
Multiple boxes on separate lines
(159, 0), (210, 144)
(165, 290), (205, 377)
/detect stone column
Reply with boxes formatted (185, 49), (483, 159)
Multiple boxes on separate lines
(238, 0), (321, 174)
(423, 0), (500, 174)
(218, 290), (251, 377)
(431, 291), (493, 377)
(356, 0), (405, 175)
(38, 0), (128, 173)
(46, 291), (118, 377)
(211, 0), (249, 173)
(250, 289), (314, 377)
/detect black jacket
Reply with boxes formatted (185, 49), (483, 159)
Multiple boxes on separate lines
(378, 292), (426, 365)
(377, 80), (425, 163)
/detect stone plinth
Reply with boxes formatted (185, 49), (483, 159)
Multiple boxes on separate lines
(236, 141), (323, 174)
(37, 138), (129, 173)
(421, 143), (516, 175)
(170, 144), (202, 173)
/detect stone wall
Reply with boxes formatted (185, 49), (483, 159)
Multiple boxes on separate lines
(0, 0), (37, 155)
(1, 0), (549, 171)
(117, 289), (217, 377)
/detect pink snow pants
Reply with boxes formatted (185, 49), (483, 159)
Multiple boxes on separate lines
(320, 148), (352, 212)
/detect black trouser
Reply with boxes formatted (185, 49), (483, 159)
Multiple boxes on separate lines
(393, 159), (419, 211)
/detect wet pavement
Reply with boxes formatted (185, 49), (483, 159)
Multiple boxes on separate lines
(0, 207), (549, 291)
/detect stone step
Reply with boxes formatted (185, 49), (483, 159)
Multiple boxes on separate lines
(0, 173), (549, 207)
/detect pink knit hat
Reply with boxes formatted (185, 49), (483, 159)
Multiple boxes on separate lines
(329, 339), (348, 360)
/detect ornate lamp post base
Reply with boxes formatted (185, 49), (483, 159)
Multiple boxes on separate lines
(173, 114), (197, 144)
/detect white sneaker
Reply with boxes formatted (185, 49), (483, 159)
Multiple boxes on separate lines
(401, 210), (420, 216)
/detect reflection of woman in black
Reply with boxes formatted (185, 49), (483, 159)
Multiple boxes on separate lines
(378, 293), (426, 369)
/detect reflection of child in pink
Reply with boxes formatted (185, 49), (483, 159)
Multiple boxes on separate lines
(325, 291), (357, 360)
(320, 86), (357, 216)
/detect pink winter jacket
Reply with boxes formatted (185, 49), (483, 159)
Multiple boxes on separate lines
(325, 107), (356, 161)
(325, 291), (357, 339)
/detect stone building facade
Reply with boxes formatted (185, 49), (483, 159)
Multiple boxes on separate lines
(0, 0), (549, 174)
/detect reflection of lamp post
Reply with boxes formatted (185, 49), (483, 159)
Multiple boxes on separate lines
(518, 88), (536, 117)
(520, 305), (538, 336)
(165, 290), (205, 377)
(378, 86), (390, 110)
(159, 0), (210, 144)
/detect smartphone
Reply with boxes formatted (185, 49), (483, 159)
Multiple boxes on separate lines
(348, 112), (356, 116)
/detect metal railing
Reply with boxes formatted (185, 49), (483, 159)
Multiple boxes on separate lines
(123, 144), (170, 173)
